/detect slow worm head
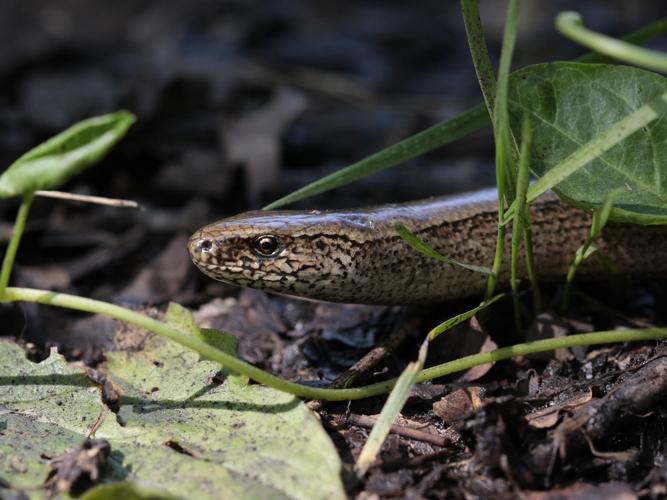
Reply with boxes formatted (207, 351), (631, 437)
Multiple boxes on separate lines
(189, 208), (383, 302)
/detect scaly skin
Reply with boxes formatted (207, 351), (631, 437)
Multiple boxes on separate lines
(188, 188), (667, 304)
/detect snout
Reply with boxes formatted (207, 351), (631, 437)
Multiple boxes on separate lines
(188, 230), (216, 265)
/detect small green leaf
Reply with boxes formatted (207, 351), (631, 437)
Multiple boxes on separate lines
(578, 244), (598, 261)
(574, 189), (622, 267)
(165, 302), (238, 357)
(393, 222), (493, 275)
(590, 188), (623, 236)
(198, 328), (239, 358)
(0, 111), (136, 198)
(428, 294), (505, 341)
(561, 189), (623, 311)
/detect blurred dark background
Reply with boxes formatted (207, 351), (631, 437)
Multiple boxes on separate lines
(2, 1), (666, 207)
(0, 0), (665, 305)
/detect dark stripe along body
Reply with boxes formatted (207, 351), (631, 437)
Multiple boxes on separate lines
(188, 188), (667, 304)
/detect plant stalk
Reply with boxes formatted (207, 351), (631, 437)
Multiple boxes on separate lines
(4, 286), (666, 401)
(0, 192), (34, 299)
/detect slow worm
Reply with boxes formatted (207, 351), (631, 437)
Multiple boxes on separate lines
(188, 188), (667, 304)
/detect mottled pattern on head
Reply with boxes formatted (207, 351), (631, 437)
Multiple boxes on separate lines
(188, 209), (383, 301)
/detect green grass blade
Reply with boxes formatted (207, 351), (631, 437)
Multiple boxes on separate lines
(483, 0), (520, 301)
(263, 103), (489, 209)
(393, 222), (492, 275)
(516, 119), (541, 311)
(354, 341), (426, 477)
(461, 0), (497, 114)
(492, 0), (520, 201)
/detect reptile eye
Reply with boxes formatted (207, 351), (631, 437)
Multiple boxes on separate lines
(253, 235), (280, 256)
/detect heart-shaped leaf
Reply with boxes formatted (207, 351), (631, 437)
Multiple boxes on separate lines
(508, 63), (667, 224)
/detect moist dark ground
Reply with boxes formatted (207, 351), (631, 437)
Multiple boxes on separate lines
(2, 1), (667, 498)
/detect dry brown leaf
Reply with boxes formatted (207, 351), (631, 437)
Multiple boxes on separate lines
(433, 386), (483, 424)
(429, 317), (497, 382)
(223, 87), (307, 202)
(459, 331), (498, 382)
(525, 312), (573, 362)
(45, 439), (111, 496)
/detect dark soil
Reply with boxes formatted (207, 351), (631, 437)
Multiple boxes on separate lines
(2, 1), (667, 498)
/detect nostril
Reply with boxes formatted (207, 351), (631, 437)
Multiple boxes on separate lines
(198, 239), (213, 252)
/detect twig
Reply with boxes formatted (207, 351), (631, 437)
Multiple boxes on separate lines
(307, 317), (418, 411)
(35, 190), (140, 209)
(330, 320), (417, 389)
(347, 413), (450, 447)
(374, 449), (454, 472)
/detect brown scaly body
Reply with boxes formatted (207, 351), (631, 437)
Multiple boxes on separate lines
(188, 188), (667, 305)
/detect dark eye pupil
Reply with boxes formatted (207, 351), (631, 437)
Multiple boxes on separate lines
(256, 236), (278, 255)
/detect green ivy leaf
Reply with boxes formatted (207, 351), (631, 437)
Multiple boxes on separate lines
(508, 62), (667, 224)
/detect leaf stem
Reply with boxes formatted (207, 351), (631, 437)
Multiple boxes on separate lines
(557, 11), (667, 73)
(561, 262), (579, 313)
(4, 286), (667, 401)
(575, 17), (667, 64)
(560, 190), (621, 312)
(510, 117), (532, 331)
(0, 192), (34, 298)
(522, 224), (541, 312)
